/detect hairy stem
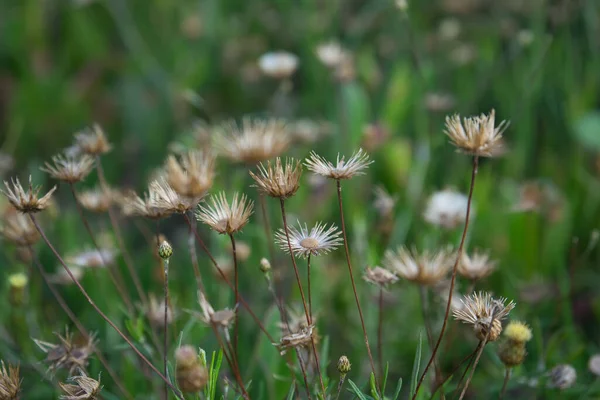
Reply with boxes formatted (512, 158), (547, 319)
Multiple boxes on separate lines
(29, 214), (183, 399)
(413, 156), (479, 399)
(499, 368), (511, 400)
(336, 179), (379, 390)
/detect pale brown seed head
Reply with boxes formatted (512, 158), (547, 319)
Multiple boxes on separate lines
(149, 179), (202, 214)
(1, 208), (40, 246)
(383, 246), (453, 285)
(274, 220), (343, 258)
(1, 176), (56, 213)
(305, 148), (372, 180)
(457, 249), (497, 280)
(250, 157), (302, 199)
(195, 192), (253, 235)
(164, 150), (215, 198)
(34, 328), (97, 375)
(77, 187), (114, 213)
(276, 325), (314, 355)
(74, 124), (112, 156)
(196, 292), (236, 329)
(453, 291), (515, 342)
(41, 154), (95, 183)
(363, 266), (399, 287)
(120, 188), (171, 220)
(0, 360), (21, 400)
(59, 374), (102, 400)
(175, 346), (208, 393)
(146, 293), (175, 327)
(444, 109), (509, 157)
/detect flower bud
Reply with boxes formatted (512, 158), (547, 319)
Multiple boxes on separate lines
(158, 240), (173, 260)
(176, 345), (208, 393)
(260, 258), (271, 273)
(8, 273), (28, 307)
(337, 355), (351, 375)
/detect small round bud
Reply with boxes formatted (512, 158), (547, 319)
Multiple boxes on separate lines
(499, 340), (527, 367)
(158, 240), (173, 260)
(504, 321), (532, 343)
(260, 258), (271, 273)
(176, 345), (209, 393)
(8, 272), (28, 306)
(176, 345), (199, 369)
(548, 364), (577, 390)
(337, 355), (351, 375)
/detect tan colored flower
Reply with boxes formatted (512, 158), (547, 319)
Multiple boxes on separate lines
(305, 148), (372, 180)
(164, 150), (215, 198)
(41, 154), (95, 183)
(0, 360), (20, 400)
(316, 41), (348, 68)
(195, 192), (253, 235)
(65, 248), (116, 269)
(383, 246), (453, 285)
(196, 292), (236, 334)
(444, 109), (509, 157)
(149, 179), (202, 214)
(258, 51), (299, 79)
(457, 250), (497, 280)
(34, 329), (97, 375)
(250, 157), (302, 199)
(1, 209), (40, 246)
(175, 346), (208, 393)
(275, 325), (314, 355)
(373, 185), (396, 217)
(77, 187), (113, 213)
(59, 374), (102, 400)
(423, 189), (470, 229)
(146, 294), (175, 327)
(121, 188), (170, 220)
(1, 176), (57, 213)
(74, 124), (112, 156)
(274, 221), (342, 258)
(453, 291), (515, 341)
(363, 266), (399, 287)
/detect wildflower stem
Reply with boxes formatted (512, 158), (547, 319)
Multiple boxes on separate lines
(378, 287), (384, 382)
(163, 258), (170, 400)
(430, 345), (479, 399)
(259, 194), (277, 268)
(210, 323), (249, 399)
(279, 199), (327, 396)
(229, 233), (240, 364)
(413, 155), (479, 399)
(307, 254), (312, 319)
(296, 349), (313, 400)
(335, 179), (379, 390)
(28, 214), (184, 400)
(499, 368), (511, 399)
(28, 245), (133, 400)
(335, 374), (347, 400)
(187, 211), (206, 293)
(67, 182), (133, 313)
(418, 286), (442, 391)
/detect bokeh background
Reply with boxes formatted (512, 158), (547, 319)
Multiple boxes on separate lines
(1, 0), (600, 398)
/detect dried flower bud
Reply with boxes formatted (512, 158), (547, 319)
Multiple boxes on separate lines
(499, 339), (527, 368)
(8, 273), (28, 307)
(176, 345), (208, 393)
(158, 241), (173, 260)
(0, 360), (21, 399)
(548, 364), (577, 390)
(337, 355), (351, 375)
(176, 345), (199, 370)
(260, 258), (271, 273)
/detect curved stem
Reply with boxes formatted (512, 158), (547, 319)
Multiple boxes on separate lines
(187, 212), (206, 294)
(457, 338), (487, 400)
(28, 214), (183, 399)
(499, 368), (511, 400)
(418, 286), (442, 391)
(336, 179), (379, 390)
(413, 156), (479, 399)
(378, 287), (384, 382)
(279, 199), (326, 396)
(210, 323), (249, 399)
(429, 345), (479, 400)
(259, 194), (277, 266)
(307, 254), (312, 320)
(28, 246), (133, 400)
(229, 234), (240, 365)
(163, 258), (170, 400)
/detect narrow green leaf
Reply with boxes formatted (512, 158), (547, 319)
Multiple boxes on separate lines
(286, 382), (296, 400)
(382, 362), (390, 395)
(347, 379), (371, 400)
(369, 372), (380, 399)
(409, 331), (424, 397)
(392, 378), (403, 400)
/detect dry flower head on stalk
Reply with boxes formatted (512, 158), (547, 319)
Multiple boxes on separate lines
(41, 154), (95, 183)
(383, 246), (454, 285)
(214, 118), (290, 164)
(59, 373), (102, 400)
(250, 157), (302, 199)
(34, 329), (97, 375)
(275, 325), (315, 355)
(77, 187), (114, 213)
(316, 41), (348, 68)
(0, 361), (21, 400)
(196, 192), (254, 235)
(1, 176), (56, 213)
(453, 291), (515, 341)
(423, 189), (470, 229)
(195, 292), (236, 339)
(274, 220), (342, 258)
(74, 124), (112, 156)
(457, 250), (497, 280)
(1, 210), (40, 246)
(363, 266), (399, 287)
(147, 294), (175, 327)
(121, 187), (171, 220)
(65, 248), (116, 269)
(305, 148), (372, 180)
(444, 109), (509, 157)
(175, 346), (208, 393)
(149, 179), (202, 213)
(164, 150), (215, 198)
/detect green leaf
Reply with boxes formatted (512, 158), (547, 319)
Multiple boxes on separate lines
(370, 372), (380, 399)
(573, 111), (600, 150)
(286, 383), (296, 400)
(392, 378), (403, 400)
(382, 362), (390, 395)
(347, 379), (374, 400)
(409, 331), (424, 398)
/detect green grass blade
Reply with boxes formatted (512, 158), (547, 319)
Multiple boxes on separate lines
(409, 330), (424, 398)
(392, 378), (403, 400)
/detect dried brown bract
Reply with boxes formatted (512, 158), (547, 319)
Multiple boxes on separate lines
(383, 246), (453, 285)
(121, 188), (171, 220)
(164, 150), (215, 198)
(41, 154), (95, 183)
(453, 291), (515, 341)
(34, 329), (97, 375)
(195, 192), (253, 235)
(444, 109), (509, 157)
(59, 374), (102, 400)
(149, 179), (202, 214)
(363, 266), (399, 287)
(195, 292), (236, 335)
(0, 360), (21, 400)
(74, 125), (112, 156)
(275, 325), (315, 355)
(1, 176), (56, 213)
(305, 148), (372, 180)
(250, 157), (302, 199)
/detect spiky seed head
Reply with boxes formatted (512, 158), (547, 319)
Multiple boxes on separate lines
(74, 124), (112, 156)
(158, 240), (173, 260)
(503, 321), (532, 343)
(548, 364), (577, 390)
(77, 187), (114, 213)
(260, 258), (271, 273)
(0, 360), (21, 399)
(457, 250), (497, 281)
(34, 328), (97, 375)
(175, 345), (208, 393)
(149, 179), (202, 214)
(1, 176), (57, 213)
(423, 189), (470, 229)
(41, 154), (95, 183)
(337, 355), (351, 374)
(250, 157), (302, 199)
(275, 220), (343, 258)
(59, 374), (102, 400)
(275, 325), (314, 355)
(304, 148), (372, 180)
(453, 291), (515, 342)
(382, 246), (453, 286)
(363, 266), (399, 287)
(164, 150), (215, 198)
(1, 210), (40, 245)
(120, 188), (170, 220)
(444, 109), (509, 157)
(195, 192), (254, 235)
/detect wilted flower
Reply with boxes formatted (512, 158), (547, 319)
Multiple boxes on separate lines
(195, 292), (236, 340)
(196, 192), (253, 235)
(59, 373), (102, 400)
(41, 154), (95, 183)
(250, 157), (302, 199)
(146, 294), (174, 327)
(363, 266), (399, 287)
(74, 125), (112, 156)
(149, 179), (201, 213)
(548, 364), (577, 390)
(258, 51), (299, 79)
(164, 150), (215, 198)
(121, 188), (170, 220)
(275, 325), (314, 355)
(444, 109), (509, 157)
(77, 187), (113, 213)
(305, 148), (372, 180)
(1, 210), (40, 245)
(175, 346), (208, 393)
(423, 189), (469, 229)
(275, 221), (342, 258)
(34, 329), (97, 375)
(453, 291), (515, 342)
(1, 176), (56, 213)
(0, 361), (20, 399)
(457, 250), (497, 280)
(383, 247), (453, 285)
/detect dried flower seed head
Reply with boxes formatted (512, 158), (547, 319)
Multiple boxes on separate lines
(59, 374), (102, 400)
(1, 210), (40, 245)
(214, 118), (290, 164)
(373, 185), (397, 217)
(548, 364), (577, 390)
(146, 294), (174, 327)
(503, 321), (532, 343)
(50, 267), (85, 285)
(275, 325), (314, 355)
(150, 179), (202, 214)
(164, 150), (215, 198)
(41, 154), (95, 183)
(258, 51), (299, 79)
(453, 291), (515, 342)
(34, 329), (97, 375)
(2, 176), (56, 213)
(196, 292), (236, 331)
(278, 306), (316, 336)
(250, 157), (302, 199)
(305, 148), (372, 180)
(423, 189), (469, 229)
(196, 192), (253, 235)
(316, 41), (348, 68)
(121, 188), (170, 220)
(457, 250), (497, 280)
(74, 124), (112, 156)
(589, 355), (600, 377)
(383, 246), (453, 285)
(77, 187), (113, 213)
(275, 220), (342, 258)
(337, 355), (351, 375)
(66, 248), (115, 269)
(158, 240), (173, 260)
(0, 360), (21, 399)
(363, 266), (399, 287)
(444, 109), (509, 157)
(175, 346), (208, 393)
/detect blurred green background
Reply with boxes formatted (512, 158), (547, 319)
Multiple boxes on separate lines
(2, 0), (600, 398)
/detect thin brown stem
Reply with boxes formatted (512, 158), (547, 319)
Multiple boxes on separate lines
(307, 254), (312, 319)
(229, 234), (240, 366)
(187, 212), (206, 293)
(414, 156), (479, 399)
(457, 339), (487, 400)
(335, 375), (347, 400)
(378, 287), (384, 382)
(67, 183), (133, 313)
(259, 194), (277, 266)
(499, 368), (511, 400)
(163, 258), (170, 400)
(429, 346), (479, 400)
(336, 179), (379, 390)
(210, 324), (249, 399)
(28, 214), (184, 400)
(28, 246), (133, 400)
(296, 349), (313, 400)
(279, 199), (326, 396)
(418, 286), (442, 392)
(452, 343), (480, 400)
